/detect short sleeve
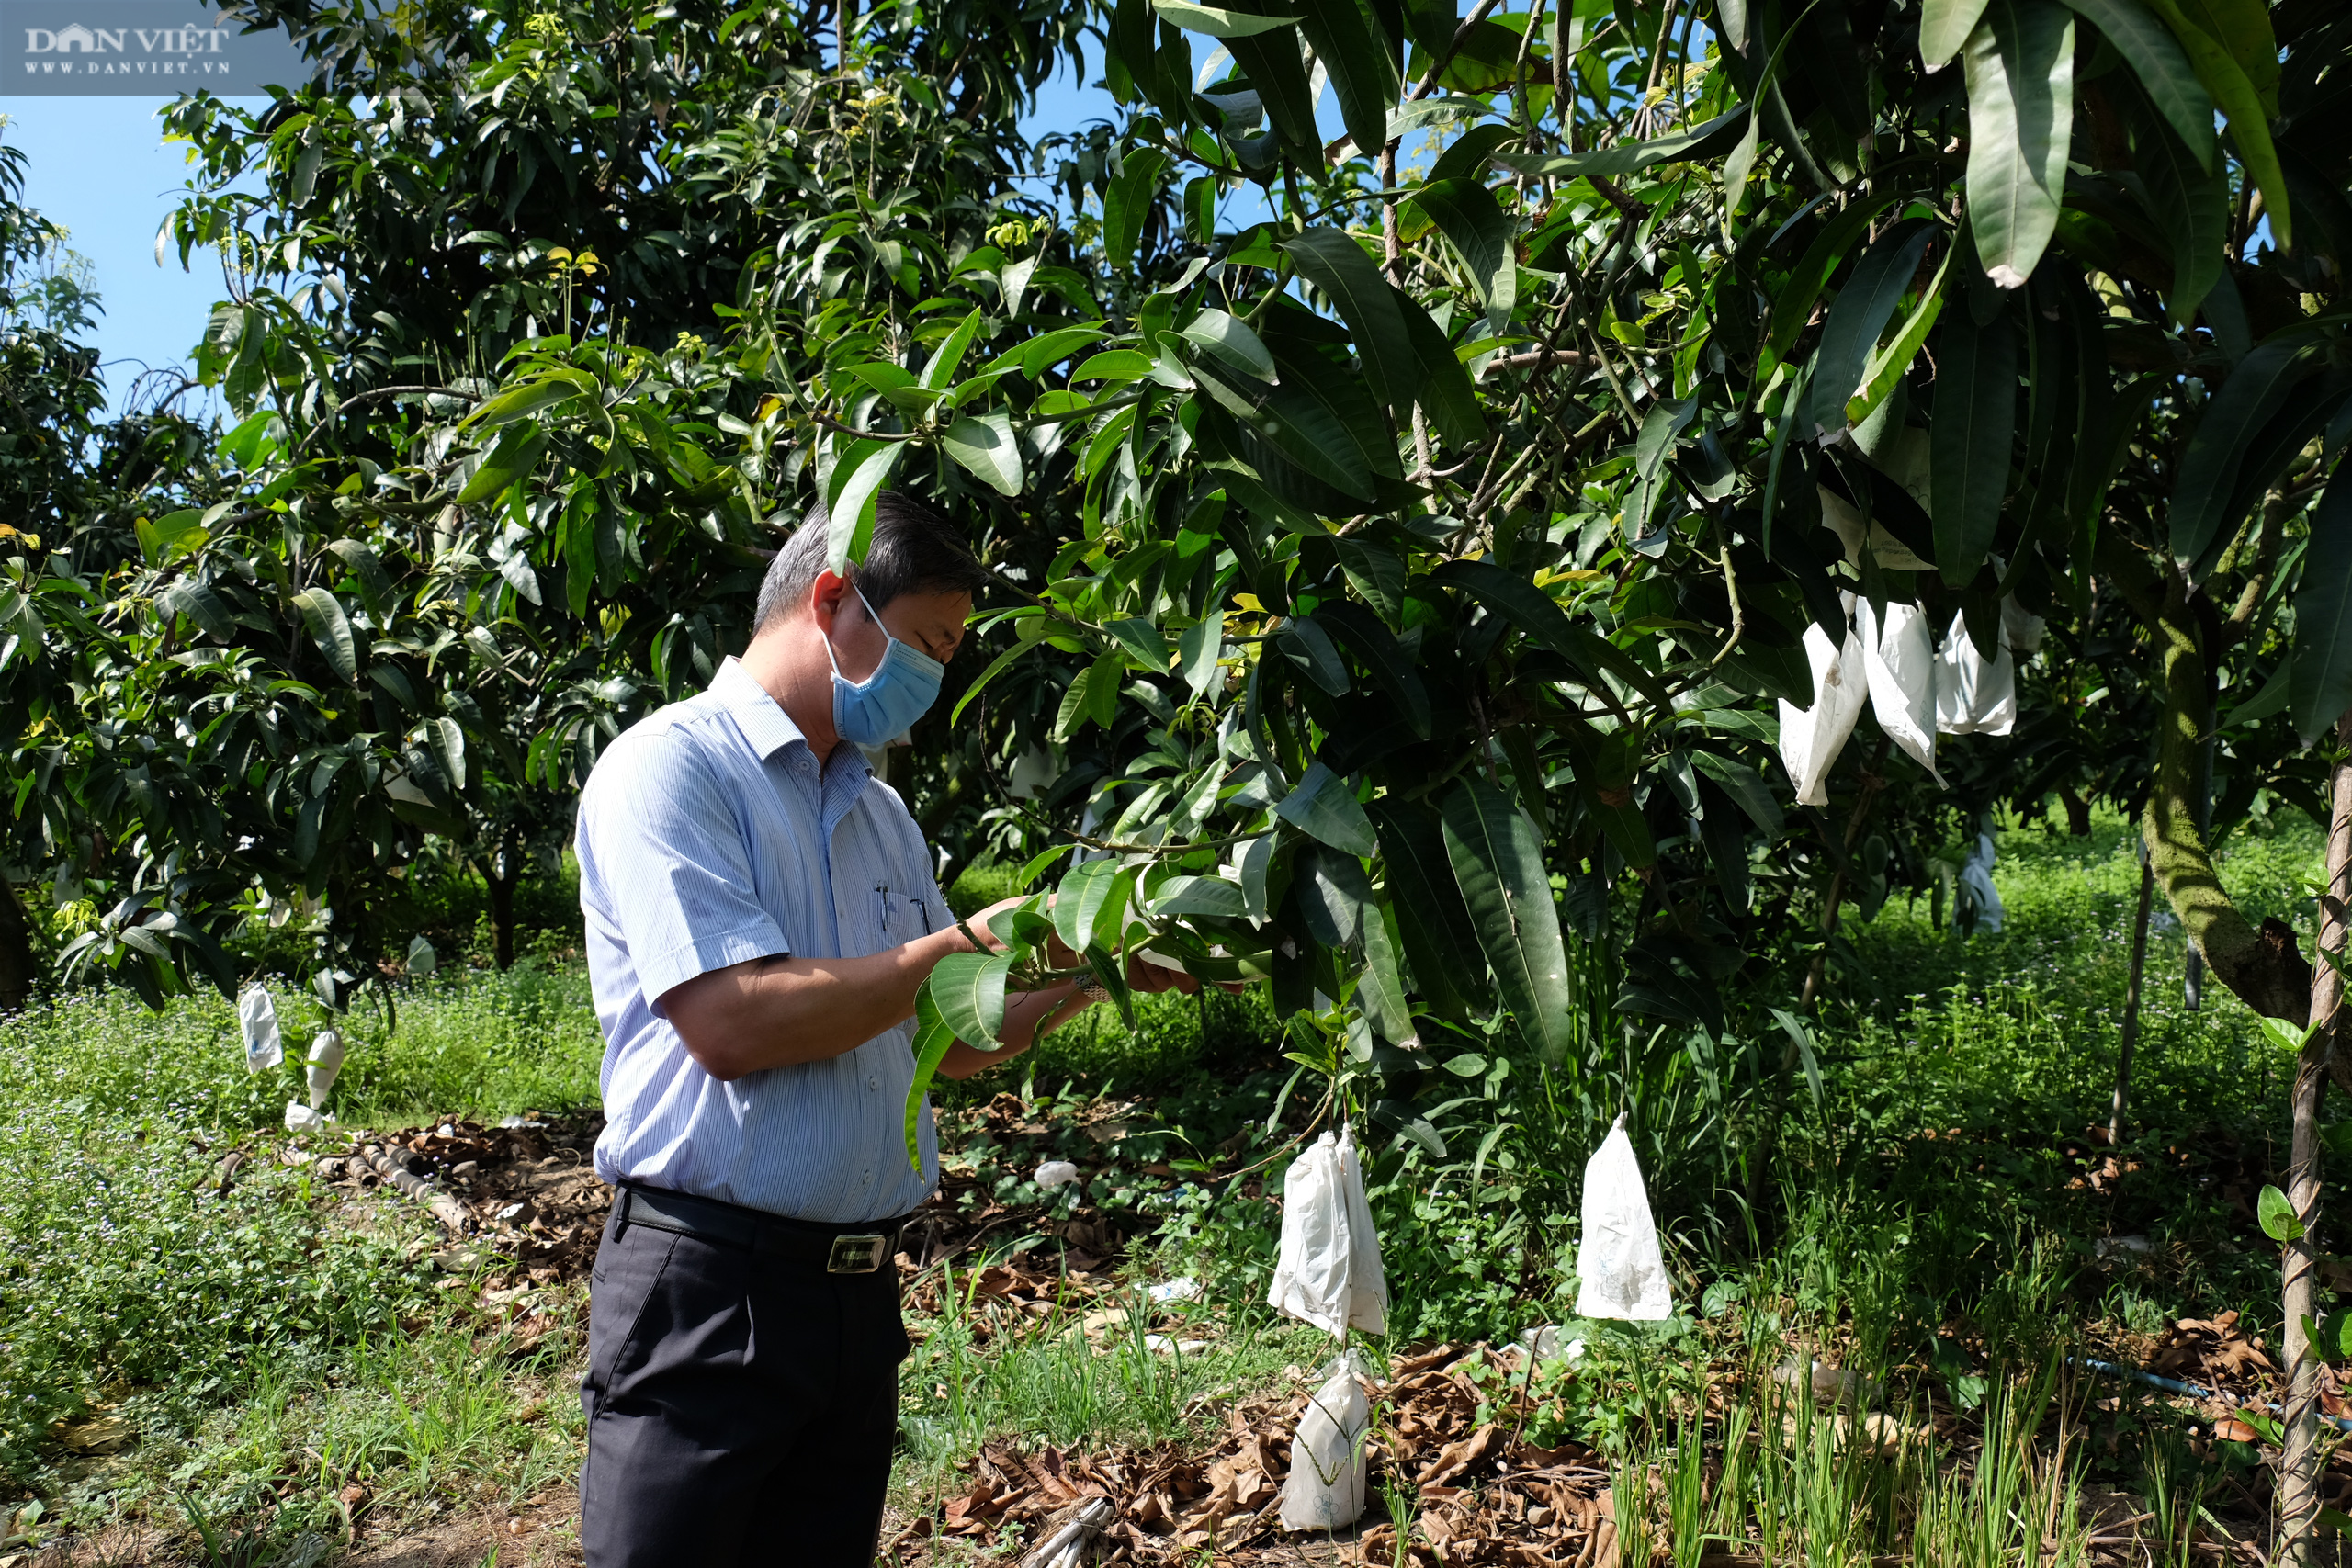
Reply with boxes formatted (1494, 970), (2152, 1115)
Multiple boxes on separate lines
(577, 728), (789, 1006)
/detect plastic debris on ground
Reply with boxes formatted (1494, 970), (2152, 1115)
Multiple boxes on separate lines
(304, 1029), (345, 1109)
(284, 1101), (334, 1133)
(1575, 1114), (1672, 1321)
(1516, 1325), (1587, 1363)
(1266, 1126), (1386, 1337)
(1775, 615), (1868, 807)
(1034, 1159), (1080, 1189)
(1278, 1349), (1372, 1532)
(1958, 831), (2004, 932)
(1145, 1276), (1201, 1303)
(238, 987), (283, 1072)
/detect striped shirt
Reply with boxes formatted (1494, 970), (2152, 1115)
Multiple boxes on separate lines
(575, 657), (942, 1223)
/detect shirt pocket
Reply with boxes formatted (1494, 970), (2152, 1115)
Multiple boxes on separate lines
(871, 886), (936, 948)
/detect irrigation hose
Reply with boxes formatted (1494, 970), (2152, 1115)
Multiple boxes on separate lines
(2069, 1357), (2352, 1436)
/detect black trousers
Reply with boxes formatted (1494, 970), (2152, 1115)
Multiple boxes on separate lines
(580, 1196), (911, 1566)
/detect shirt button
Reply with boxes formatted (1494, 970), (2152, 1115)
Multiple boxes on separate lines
(861, 1168), (873, 1185)
(867, 1074), (879, 1091)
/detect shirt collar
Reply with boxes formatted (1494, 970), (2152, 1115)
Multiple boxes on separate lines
(710, 657), (808, 761)
(709, 657), (875, 784)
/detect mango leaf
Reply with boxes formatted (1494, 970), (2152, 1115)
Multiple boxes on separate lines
(1224, 15), (1320, 157)
(1180, 611), (1226, 695)
(943, 412), (1025, 496)
(1294, 0), (1399, 161)
(1410, 178), (1514, 333)
(461, 368), (596, 430)
(428, 716), (466, 789)
(1181, 310), (1277, 381)
(902, 987), (958, 1169)
(292, 587), (359, 686)
(1368, 798), (1487, 1017)
(1103, 150), (1172, 273)
(1442, 776), (1574, 1060)
(1298, 843), (1369, 947)
(1151, 874), (1250, 919)
(824, 437), (904, 570)
(1396, 286), (1487, 446)
(1690, 750), (1786, 832)
(1054, 859), (1131, 953)
(1151, 0), (1296, 33)
(2052, 0), (2215, 169)
(2169, 335), (2321, 571)
(930, 949), (1013, 1048)
(1767, 191), (1902, 361)
(1283, 229), (1422, 421)
(1356, 905), (1417, 1043)
(1962, 0), (2075, 288)
(1920, 0), (1991, 69)
(2139, 0), (2290, 250)
(1806, 220), (1938, 434)
(455, 423), (549, 504)
(919, 308), (985, 390)
(1276, 761), (1378, 855)
(1494, 106), (1748, 181)
(1929, 310), (2017, 583)
(160, 579), (235, 640)
(2291, 466), (2352, 747)
(2136, 122), (2227, 326)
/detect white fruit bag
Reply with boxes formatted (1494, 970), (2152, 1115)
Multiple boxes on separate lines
(238, 987), (283, 1073)
(1776, 617), (1868, 807)
(305, 1029), (345, 1109)
(1576, 1115), (1672, 1320)
(1856, 598), (1942, 784)
(1268, 1128), (1387, 1336)
(1279, 1350), (1371, 1531)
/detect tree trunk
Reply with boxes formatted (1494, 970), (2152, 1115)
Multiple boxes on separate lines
(2143, 575), (2312, 1023)
(2109, 854), (2155, 1146)
(483, 840), (521, 972)
(2060, 785), (2093, 837)
(0, 877), (35, 1013)
(2279, 714), (2352, 1562)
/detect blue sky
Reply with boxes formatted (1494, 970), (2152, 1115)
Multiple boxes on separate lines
(1, 64), (1125, 411)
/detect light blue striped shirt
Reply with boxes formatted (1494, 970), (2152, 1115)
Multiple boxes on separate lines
(575, 657), (942, 1223)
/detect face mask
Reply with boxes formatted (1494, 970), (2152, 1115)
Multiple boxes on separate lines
(826, 582), (946, 746)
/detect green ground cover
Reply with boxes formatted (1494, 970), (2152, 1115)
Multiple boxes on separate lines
(0, 808), (2335, 1561)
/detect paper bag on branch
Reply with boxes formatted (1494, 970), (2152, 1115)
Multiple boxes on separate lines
(1268, 1128), (1386, 1337)
(238, 987), (283, 1073)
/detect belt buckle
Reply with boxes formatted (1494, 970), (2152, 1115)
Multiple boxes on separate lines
(826, 1232), (888, 1274)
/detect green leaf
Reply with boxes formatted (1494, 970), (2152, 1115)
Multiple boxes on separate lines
(1427, 123), (1518, 185)
(161, 580), (235, 641)
(1494, 106), (1749, 181)
(1276, 761), (1378, 855)
(1441, 776), (1574, 1060)
(455, 423), (549, 505)
(1294, 0), (1399, 160)
(2169, 335), (2321, 570)
(1921, 0), (1992, 69)
(1180, 612), (1226, 696)
(1054, 859), (1131, 953)
(428, 716), (466, 789)
(1767, 191), (1902, 361)
(1427, 560), (1674, 715)
(322, 538), (395, 622)
(2139, 0), (2290, 249)
(920, 308), (985, 391)
(2259, 1182), (2304, 1244)
(1395, 286), (1487, 446)
(903, 988), (958, 1170)
(1768, 1007), (1826, 1108)
(824, 437), (904, 570)
(461, 368), (595, 429)
(1847, 241), (1951, 427)
(1722, 9), (1814, 231)
(1317, 602), (1430, 737)
(1224, 16), (1319, 158)
(1151, 0), (1297, 33)
(2052, 0), (2216, 168)
(1929, 310), (2017, 584)
(1962, 0), (2075, 288)
(2172, 0), (2277, 112)
(1103, 150), (1171, 272)
(1181, 310), (1277, 382)
(1107, 616), (1170, 671)
(1409, 179), (1514, 333)
(1356, 905), (1417, 1043)
(1276, 616), (1350, 695)
(1367, 798), (1487, 1017)
(929, 949), (1013, 1047)
(1298, 843), (1369, 947)
(1151, 874), (1250, 918)
(1245, 337), (1393, 502)
(2136, 124), (2228, 326)
(2291, 467), (2352, 747)
(1690, 750), (1786, 832)
(1283, 229), (1422, 420)
(942, 412), (1025, 497)
(292, 587), (359, 686)
(1806, 220), (1939, 434)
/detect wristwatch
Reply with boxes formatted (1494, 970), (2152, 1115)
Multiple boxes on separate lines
(1073, 974), (1112, 1006)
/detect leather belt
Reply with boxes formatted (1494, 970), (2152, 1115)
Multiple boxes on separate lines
(616, 1183), (908, 1274)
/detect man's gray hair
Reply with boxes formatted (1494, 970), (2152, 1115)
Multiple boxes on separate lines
(753, 491), (990, 634)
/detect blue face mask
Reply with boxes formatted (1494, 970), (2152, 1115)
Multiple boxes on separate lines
(826, 582), (946, 746)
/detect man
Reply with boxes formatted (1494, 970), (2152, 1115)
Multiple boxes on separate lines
(573, 491), (1186, 1565)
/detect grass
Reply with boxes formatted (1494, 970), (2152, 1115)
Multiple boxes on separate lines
(0, 806), (2343, 1561)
